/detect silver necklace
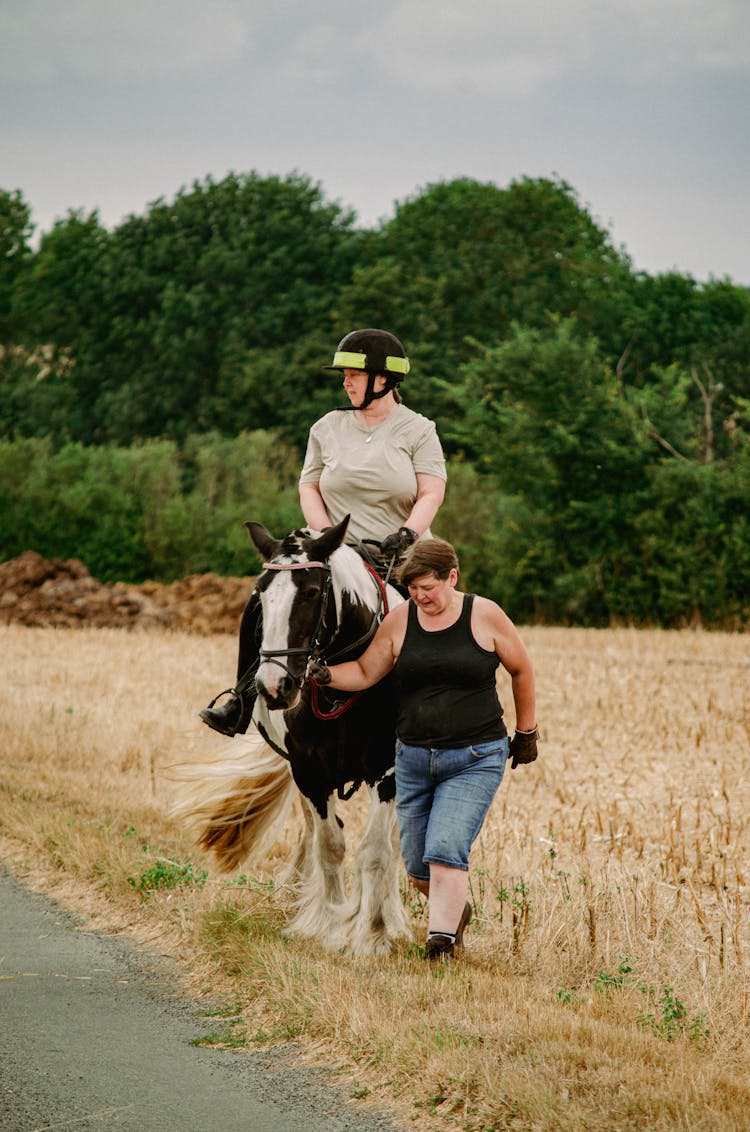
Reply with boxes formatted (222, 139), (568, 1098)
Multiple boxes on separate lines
(355, 412), (377, 442)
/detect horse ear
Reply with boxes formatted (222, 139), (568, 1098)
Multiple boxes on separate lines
(310, 515), (350, 561)
(245, 521), (282, 562)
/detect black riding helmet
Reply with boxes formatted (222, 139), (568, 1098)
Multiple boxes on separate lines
(325, 328), (410, 411)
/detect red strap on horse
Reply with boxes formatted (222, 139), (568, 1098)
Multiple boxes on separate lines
(363, 560), (390, 615)
(309, 680), (363, 720)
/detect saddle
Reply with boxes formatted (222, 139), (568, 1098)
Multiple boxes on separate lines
(348, 537), (388, 573)
(346, 537), (407, 595)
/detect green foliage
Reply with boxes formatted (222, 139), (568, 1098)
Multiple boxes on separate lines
(191, 1023), (249, 1050)
(638, 986), (709, 1044)
(127, 854), (208, 900)
(626, 451), (750, 626)
(2, 170), (750, 625)
(594, 954), (633, 994)
(334, 176), (635, 427)
(179, 430), (302, 576)
(0, 342), (77, 439)
(431, 457), (511, 605)
(593, 959), (709, 1043)
(0, 188), (34, 341)
(0, 430), (303, 582)
(447, 319), (651, 622)
(622, 273), (750, 391)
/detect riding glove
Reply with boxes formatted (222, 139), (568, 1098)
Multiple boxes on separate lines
(380, 526), (417, 558)
(509, 727), (539, 769)
(306, 659), (332, 685)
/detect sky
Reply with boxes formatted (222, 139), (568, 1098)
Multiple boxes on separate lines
(1, 0), (749, 285)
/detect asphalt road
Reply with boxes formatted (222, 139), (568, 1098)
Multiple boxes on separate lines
(0, 867), (402, 1132)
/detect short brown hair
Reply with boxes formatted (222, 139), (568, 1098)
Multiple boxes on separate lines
(398, 537), (459, 586)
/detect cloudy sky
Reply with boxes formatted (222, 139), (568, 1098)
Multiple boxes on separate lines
(1, 0), (748, 283)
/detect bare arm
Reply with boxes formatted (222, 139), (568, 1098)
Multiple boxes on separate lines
(473, 598), (536, 731)
(299, 481), (332, 532)
(403, 473), (446, 535)
(317, 605), (407, 691)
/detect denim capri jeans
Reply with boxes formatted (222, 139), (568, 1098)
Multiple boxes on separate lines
(394, 736), (509, 882)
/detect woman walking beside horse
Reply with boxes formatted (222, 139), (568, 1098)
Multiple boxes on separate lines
(307, 537), (538, 961)
(200, 328), (446, 738)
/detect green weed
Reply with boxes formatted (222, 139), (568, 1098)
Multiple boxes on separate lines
(594, 954), (633, 994)
(191, 1021), (248, 1049)
(127, 855), (207, 899)
(638, 985), (710, 1043)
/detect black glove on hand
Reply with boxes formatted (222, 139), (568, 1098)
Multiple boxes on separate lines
(380, 526), (417, 558)
(509, 727), (539, 769)
(306, 659), (332, 685)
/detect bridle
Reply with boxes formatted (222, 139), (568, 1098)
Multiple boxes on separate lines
(257, 560), (332, 689)
(257, 556), (389, 691)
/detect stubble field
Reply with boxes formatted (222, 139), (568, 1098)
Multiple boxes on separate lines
(1, 622), (749, 1131)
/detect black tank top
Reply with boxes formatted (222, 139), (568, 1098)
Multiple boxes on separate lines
(393, 593), (506, 748)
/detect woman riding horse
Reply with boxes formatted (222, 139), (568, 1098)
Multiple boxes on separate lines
(200, 328), (446, 738)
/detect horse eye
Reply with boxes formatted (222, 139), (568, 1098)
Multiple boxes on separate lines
(302, 584), (321, 601)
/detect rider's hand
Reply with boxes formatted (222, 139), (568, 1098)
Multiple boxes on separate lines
(380, 526), (417, 559)
(306, 659), (332, 685)
(509, 727), (539, 769)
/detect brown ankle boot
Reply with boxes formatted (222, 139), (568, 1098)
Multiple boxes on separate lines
(425, 934), (455, 960)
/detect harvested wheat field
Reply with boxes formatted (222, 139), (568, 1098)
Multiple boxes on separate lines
(1, 621), (749, 1131)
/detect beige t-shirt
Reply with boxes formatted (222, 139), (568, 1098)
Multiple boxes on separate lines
(299, 404), (446, 543)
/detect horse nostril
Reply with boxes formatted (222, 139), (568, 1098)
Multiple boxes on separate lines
(278, 674), (297, 699)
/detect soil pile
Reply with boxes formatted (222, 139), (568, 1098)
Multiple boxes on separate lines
(0, 551), (252, 634)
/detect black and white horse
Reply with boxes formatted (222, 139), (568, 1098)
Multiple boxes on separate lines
(176, 516), (411, 956)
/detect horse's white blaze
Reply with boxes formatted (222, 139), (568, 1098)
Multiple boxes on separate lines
(255, 570), (297, 700)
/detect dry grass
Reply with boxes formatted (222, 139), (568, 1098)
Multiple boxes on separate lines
(1, 622), (749, 1131)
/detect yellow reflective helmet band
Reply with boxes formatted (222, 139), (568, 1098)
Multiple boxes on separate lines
(331, 351), (410, 375)
(331, 351), (368, 369)
(386, 355), (410, 375)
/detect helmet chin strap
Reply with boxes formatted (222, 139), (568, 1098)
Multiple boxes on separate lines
(338, 373), (396, 412)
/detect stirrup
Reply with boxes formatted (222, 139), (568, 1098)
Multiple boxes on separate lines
(204, 687), (239, 710)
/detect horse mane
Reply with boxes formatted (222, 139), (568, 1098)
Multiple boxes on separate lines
(330, 544), (400, 616)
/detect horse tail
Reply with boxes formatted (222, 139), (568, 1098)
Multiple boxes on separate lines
(168, 731), (295, 873)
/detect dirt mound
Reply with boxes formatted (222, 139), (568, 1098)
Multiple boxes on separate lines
(137, 574), (253, 634)
(0, 551), (252, 633)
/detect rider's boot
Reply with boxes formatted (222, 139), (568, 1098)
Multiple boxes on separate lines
(199, 686), (255, 738)
(199, 593), (261, 738)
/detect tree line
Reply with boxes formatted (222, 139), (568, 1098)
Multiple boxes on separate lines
(1, 173), (749, 627)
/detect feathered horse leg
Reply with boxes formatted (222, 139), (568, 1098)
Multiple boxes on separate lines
(284, 793), (315, 886)
(335, 784), (412, 956)
(284, 795), (347, 943)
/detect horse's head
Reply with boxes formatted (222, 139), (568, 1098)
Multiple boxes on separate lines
(245, 516), (351, 711)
